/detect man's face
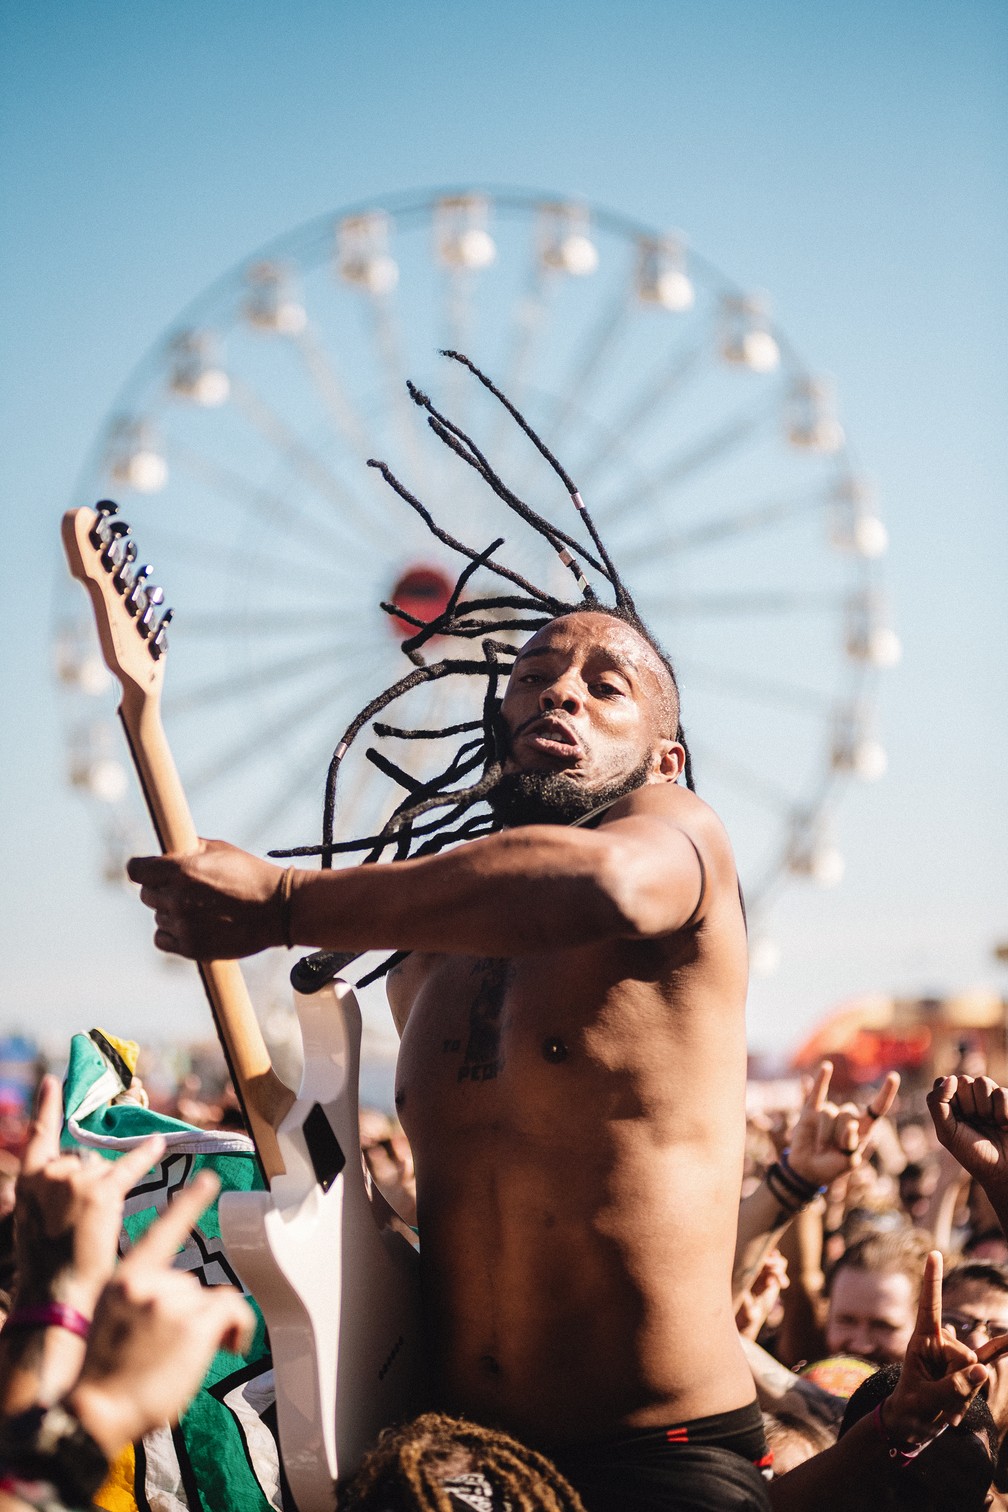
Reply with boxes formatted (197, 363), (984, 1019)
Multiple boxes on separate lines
(941, 1276), (1008, 1352)
(492, 613), (680, 824)
(826, 1266), (918, 1365)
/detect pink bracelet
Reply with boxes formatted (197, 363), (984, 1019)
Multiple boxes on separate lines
(871, 1400), (941, 1468)
(3, 1303), (91, 1339)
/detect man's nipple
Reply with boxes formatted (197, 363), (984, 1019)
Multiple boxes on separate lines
(542, 1037), (568, 1064)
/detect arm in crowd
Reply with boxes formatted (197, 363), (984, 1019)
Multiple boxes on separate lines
(927, 1074), (1008, 1241)
(0, 1077), (165, 1416)
(734, 1061), (899, 1301)
(739, 1334), (846, 1436)
(0, 1167), (253, 1512)
(768, 1250), (1008, 1511)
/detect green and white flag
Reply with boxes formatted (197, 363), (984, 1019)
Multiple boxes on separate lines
(62, 1029), (284, 1512)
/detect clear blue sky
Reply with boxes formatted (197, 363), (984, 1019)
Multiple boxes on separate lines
(1, 0), (1005, 1065)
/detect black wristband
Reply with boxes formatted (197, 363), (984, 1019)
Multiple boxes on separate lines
(766, 1162), (814, 1216)
(0, 1404), (109, 1507)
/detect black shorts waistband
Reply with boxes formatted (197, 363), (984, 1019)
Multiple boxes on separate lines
(542, 1399), (768, 1466)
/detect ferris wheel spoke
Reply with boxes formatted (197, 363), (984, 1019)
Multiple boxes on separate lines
(440, 268), (482, 429)
(185, 663), (379, 798)
(616, 485), (831, 564)
(688, 744), (796, 814)
(292, 322), (376, 458)
(164, 639), (369, 714)
(593, 395), (779, 525)
(243, 742), (338, 853)
(540, 286), (633, 447)
(575, 336), (710, 488)
(675, 659), (834, 713)
(106, 511), (315, 588)
(228, 377), (391, 554)
(293, 319), (437, 548)
(366, 294), (429, 485)
(167, 431), (376, 561)
(176, 611), (368, 640)
(662, 588), (843, 618)
(488, 262), (549, 454)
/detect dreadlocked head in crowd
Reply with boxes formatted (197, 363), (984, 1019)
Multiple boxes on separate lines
(271, 350), (693, 983)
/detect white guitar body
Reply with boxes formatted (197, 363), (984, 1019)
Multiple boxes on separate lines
(219, 977), (424, 1512)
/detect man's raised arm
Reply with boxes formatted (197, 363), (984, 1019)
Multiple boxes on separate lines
(127, 787), (730, 963)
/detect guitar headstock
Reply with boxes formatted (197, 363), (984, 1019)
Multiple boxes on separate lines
(61, 501), (173, 705)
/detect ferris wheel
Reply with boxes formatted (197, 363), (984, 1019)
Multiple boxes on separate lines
(55, 186), (898, 979)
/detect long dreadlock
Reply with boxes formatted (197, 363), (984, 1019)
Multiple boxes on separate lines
(336, 1411), (587, 1512)
(270, 351), (694, 984)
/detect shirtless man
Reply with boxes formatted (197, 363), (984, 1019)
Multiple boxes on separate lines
(128, 609), (767, 1510)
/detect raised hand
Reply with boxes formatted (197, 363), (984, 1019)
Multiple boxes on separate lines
(13, 1075), (165, 1315)
(127, 839), (290, 960)
(926, 1075), (1008, 1203)
(885, 1250), (1008, 1448)
(735, 1248), (789, 1341)
(786, 1060), (900, 1190)
(65, 1170), (255, 1459)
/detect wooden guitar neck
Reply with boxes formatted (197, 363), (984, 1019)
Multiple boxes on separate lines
(62, 504), (294, 1181)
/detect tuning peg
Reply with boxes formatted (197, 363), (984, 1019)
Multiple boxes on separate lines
(123, 564), (153, 617)
(112, 539), (138, 593)
(136, 583), (164, 639)
(87, 500), (119, 550)
(98, 519), (131, 572)
(149, 606), (173, 661)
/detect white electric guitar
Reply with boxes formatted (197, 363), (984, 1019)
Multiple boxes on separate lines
(62, 502), (423, 1512)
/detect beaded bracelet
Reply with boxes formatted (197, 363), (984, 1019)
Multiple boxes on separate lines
(3, 1305), (91, 1340)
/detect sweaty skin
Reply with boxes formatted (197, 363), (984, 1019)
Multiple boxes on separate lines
(128, 612), (755, 1447)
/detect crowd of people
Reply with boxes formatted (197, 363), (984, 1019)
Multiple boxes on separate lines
(0, 1051), (1007, 1510)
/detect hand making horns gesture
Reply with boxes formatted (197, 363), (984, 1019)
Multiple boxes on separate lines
(68, 1170), (255, 1452)
(885, 1249), (1008, 1447)
(14, 1074), (166, 1316)
(785, 1059), (900, 1191)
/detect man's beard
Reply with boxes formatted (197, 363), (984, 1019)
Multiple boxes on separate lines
(488, 756), (653, 828)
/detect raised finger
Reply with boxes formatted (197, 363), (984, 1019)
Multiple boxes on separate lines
(993, 1087), (1008, 1129)
(867, 1071), (900, 1123)
(808, 1061), (833, 1114)
(915, 1250), (944, 1336)
(199, 1289), (256, 1356)
(943, 1363), (990, 1426)
(21, 1075), (64, 1175)
(833, 1107), (861, 1154)
(815, 1106), (838, 1154)
(124, 1170), (221, 1269)
(977, 1331), (1008, 1365)
(953, 1076), (981, 1122)
(926, 1076), (958, 1139)
(971, 1078), (998, 1122)
(107, 1134), (167, 1195)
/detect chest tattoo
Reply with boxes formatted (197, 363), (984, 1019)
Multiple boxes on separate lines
(457, 957), (513, 1084)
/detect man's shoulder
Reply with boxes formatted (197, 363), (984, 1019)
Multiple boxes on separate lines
(599, 783), (739, 891)
(600, 780), (728, 841)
